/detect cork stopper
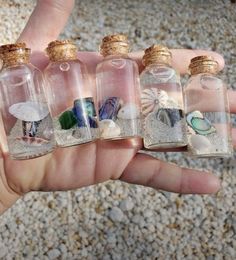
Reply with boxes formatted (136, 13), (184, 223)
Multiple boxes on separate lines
(0, 43), (30, 68)
(100, 34), (130, 57)
(189, 56), (219, 75)
(46, 40), (78, 62)
(142, 45), (172, 67)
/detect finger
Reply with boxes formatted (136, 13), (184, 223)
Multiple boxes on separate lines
(121, 153), (221, 194)
(17, 0), (74, 51)
(228, 90), (236, 114)
(130, 49), (225, 74)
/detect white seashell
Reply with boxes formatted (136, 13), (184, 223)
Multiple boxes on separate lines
(141, 88), (169, 116)
(99, 119), (121, 139)
(117, 103), (140, 119)
(9, 101), (49, 121)
(189, 134), (212, 153)
(187, 110), (204, 121)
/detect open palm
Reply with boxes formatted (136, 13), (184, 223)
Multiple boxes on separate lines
(1, 0), (234, 214)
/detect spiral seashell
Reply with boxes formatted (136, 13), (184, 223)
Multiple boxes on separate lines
(141, 88), (169, 116)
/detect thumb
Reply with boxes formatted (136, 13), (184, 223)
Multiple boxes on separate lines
(17, 0), (75, 51)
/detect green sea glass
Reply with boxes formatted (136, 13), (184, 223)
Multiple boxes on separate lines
(59, 110), (77, 130)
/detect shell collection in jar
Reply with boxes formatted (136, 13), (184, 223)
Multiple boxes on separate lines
(140, 45), (187, 149)
(184, 56), (232, 157)
(44, 40), (99, 147)
(96, 34), (141, 140)
(0, 39), (233, 160)
(0, 43), (55, 159)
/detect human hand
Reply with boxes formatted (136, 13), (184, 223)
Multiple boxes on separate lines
(1, 0), (233, 215)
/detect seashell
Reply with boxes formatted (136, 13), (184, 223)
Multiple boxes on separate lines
(99, 119), (121, 139)
(16, 136), (49, 146)
(186, 111), (216, 135)
(117, 103), (140, 119)
(9, 101), (49, 121)
(99, 97), (122, 120)
(189, 134), (212, 153)
(156, 108), (183, 127)
(59, 110), (77, 130)
(72, 97), (97, 128)
(141, 88), (169, 116)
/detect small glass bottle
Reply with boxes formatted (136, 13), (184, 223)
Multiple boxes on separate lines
(96, 34), (141, 140)
(44, 40), (99, 147)
(140, 45), (187, 149)
(0, 43), (55, 159)
(184, 56), (232, 157)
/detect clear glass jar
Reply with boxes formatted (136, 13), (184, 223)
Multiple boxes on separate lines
(140, 45), (187, 149)
(96, 34), (141, 140)
(184, 56), (232, 157)
(0, 43), (55, 159)
(44, 40), (99, 147)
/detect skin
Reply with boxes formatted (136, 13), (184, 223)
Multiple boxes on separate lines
(1, 0), (236, 215)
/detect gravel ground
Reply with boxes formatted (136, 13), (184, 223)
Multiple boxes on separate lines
(0, 0), (236, 259)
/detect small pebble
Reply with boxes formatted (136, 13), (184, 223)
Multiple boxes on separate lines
(47, 249), (61, 260)
(120, 198), (134, 211)
(0, 246), (7, 258)
(109, 207), (124, 222)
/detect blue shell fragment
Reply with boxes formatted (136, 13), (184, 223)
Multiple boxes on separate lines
(99, 97), (121, 120)
(156, 108), (183, 127)
(72, 97), (98, 128)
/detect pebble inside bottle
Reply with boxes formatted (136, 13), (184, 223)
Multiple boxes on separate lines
(0, 43), (55, 159)
(44, 40), (99, 147)
(140, 45), (187, 149)
(184, 56), (232, 157)
(96, 34), (141, 140)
